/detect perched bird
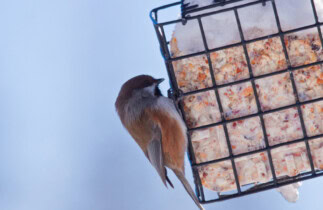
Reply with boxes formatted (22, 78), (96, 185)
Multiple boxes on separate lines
(115, 75), (205, 210)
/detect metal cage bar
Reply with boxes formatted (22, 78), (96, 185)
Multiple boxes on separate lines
(270, 0), (316, 175)
(234, 7), (279, 186)
(150, 0), (323, 204)
(197, 16), (242, 194)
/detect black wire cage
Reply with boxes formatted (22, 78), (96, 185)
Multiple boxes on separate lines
(150, 0), (323, 204)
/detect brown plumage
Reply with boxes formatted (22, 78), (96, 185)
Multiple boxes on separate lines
(115, 75), (205, 210)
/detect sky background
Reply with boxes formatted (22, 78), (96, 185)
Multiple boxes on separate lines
(0, 0), (322, 210)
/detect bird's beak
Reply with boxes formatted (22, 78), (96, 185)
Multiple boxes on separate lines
(156, 78), (165, 85)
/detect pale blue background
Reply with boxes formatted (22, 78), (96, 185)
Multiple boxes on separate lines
(0, 0), (322, 210)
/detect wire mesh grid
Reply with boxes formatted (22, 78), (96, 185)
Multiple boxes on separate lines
(181, 0), (267, 18)
(150, 0), (323, 204)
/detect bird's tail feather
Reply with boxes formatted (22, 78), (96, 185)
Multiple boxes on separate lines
(165, 169), (174, 188)
(174, 170), (205, 210)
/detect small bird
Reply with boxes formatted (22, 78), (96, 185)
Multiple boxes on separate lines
(115, 75), (205, 210)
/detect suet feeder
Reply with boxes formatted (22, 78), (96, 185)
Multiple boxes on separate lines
(150, 0), (323, 204)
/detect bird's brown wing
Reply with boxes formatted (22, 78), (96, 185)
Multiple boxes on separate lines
(147, 124), (174, 188)
(146, 108), (204, 209)
(147, 126), (166, 186)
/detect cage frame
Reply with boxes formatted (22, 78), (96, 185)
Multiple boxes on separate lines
(150, 0), (323, 204)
